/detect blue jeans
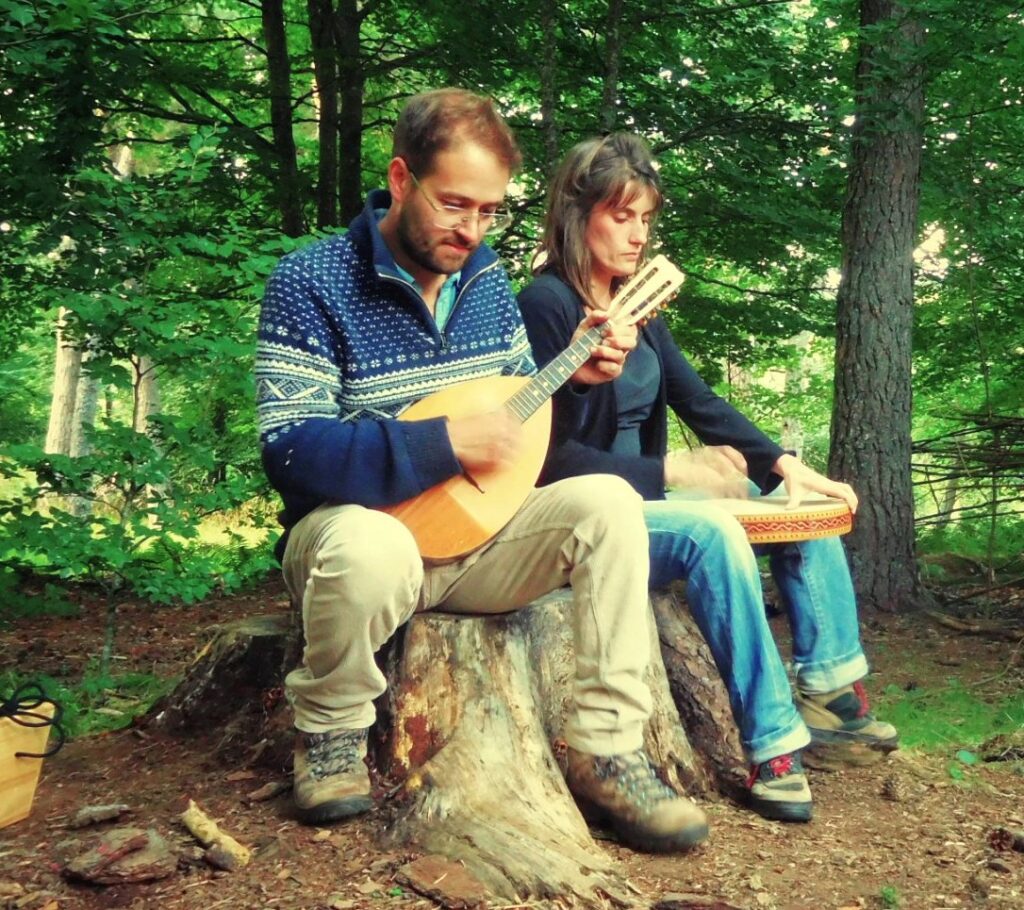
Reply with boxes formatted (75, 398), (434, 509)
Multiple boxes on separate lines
(646, 494), (869, 764)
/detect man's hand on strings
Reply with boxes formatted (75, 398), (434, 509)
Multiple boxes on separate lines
(447, 408), (523, 473)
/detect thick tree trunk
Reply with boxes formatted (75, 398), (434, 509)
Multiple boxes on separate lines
(829, 0), (925, 612)
(261, 0), (305, 237)
(335, 0), (364, 224)
(45, 309), (83, 455)
(308, 0), (339, 228)
(151, 590), (737, 904)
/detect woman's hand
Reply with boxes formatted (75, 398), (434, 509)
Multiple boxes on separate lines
(664, 446), (749, 499)
(771, 453), (858, 513)
(568, 311), (638, 385)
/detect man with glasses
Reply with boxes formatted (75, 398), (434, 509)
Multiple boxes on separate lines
(255, 88), (710, 853)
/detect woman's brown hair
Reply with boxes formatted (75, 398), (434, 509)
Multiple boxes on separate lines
(536, 133), (663, 305)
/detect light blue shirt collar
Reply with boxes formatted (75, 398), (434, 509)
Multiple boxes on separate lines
(374, 207), (461, 329)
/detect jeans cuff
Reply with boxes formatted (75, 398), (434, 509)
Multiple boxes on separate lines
(795, 652), (870, 695)
(746, 713), (812, 765)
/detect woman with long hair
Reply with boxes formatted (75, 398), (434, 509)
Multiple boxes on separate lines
(518, 133), (897, 823)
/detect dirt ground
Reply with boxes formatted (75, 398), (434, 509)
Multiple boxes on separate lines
(2, 576), (1023, 910)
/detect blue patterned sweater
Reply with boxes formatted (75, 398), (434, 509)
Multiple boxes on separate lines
(256, 190), (535, 539)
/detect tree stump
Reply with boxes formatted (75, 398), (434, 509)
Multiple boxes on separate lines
(150, 588), (739, 905)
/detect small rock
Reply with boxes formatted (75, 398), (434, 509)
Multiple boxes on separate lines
(988, 858), (1013, 874)
(63, 826), (177, 885)
(68, 804), (132, 829)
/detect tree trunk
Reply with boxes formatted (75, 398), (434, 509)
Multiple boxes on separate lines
(133, 355), (161, 436)
(308, 0), (339, 228)
(599, 0), (625, 132)
(69, 354), (98, 458)
(45, 309), (83, 455)
(151, 590), (737, 904)
(539, 0), (561, 174)
(262, 0), (305, 237)
(335, 0), (364, 224)
(829, 0), (925, 612)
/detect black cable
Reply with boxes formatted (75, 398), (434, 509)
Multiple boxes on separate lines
(0, 682), (66, 759)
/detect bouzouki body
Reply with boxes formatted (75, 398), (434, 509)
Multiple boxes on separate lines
(382, 376), (551, 560)
(380, 255), (686, 560)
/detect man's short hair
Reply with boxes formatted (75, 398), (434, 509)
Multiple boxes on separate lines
(393, 88), (522, 177)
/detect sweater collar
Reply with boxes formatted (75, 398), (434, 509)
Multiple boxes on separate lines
(350, 189), (498, 284)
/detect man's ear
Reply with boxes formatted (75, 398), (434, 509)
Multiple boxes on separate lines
(387, 157), (412, 204)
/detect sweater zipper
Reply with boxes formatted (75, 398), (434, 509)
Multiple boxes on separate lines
(380, 259), (500, 352)
(379, 273), (442, 345)
(441, 260), (498, 350)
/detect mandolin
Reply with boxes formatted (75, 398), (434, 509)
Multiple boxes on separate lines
(381, 255), (685, 559)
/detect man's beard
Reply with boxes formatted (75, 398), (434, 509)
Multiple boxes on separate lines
(396, 208), (476, 277)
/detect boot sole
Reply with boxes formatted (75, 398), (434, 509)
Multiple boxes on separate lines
(297, 794), (374, 825)
(807, 726), (899, 752)
(748, 796), (813, 823)
(575, 797), (709, 853)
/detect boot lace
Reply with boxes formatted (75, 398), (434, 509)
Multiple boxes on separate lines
(304, 729), (365, 782)
(852, 680), (871, 718)
(747, 751), (802, 787)
(594, 751), (678, 807)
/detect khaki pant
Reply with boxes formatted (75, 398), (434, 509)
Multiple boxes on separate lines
(282, 474), (653, 756)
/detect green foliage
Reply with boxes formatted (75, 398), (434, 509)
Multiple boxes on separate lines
(0, 425), (275, 606)
(875, 678), (1024, 751)
(0, 667), (174, 739)
(917, 518), (1024, 577)
(879, 885), (902, 909)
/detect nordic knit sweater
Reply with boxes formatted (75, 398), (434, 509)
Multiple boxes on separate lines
(256, 190), (535, 542)
(517, 272), (785, 501)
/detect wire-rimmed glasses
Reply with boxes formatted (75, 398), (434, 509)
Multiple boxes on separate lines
(408, 170), (512, 234)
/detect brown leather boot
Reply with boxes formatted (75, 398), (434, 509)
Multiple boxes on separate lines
(565, 746), (709, 853)
(293, 728), (373, 825)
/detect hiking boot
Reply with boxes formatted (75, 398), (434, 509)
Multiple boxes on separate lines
(293, 727), (373, 825)
(797, 680), (899, 752)
(747, 751), (813, 822)
(565, 746), (709, 853)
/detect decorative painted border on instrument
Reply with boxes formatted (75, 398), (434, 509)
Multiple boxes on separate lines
(731, 503), (852, 543)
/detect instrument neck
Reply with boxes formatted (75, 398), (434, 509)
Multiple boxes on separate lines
(504, 323), (606, 422)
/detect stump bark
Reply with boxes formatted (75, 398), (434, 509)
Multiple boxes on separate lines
(151, 588), (739, 905)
